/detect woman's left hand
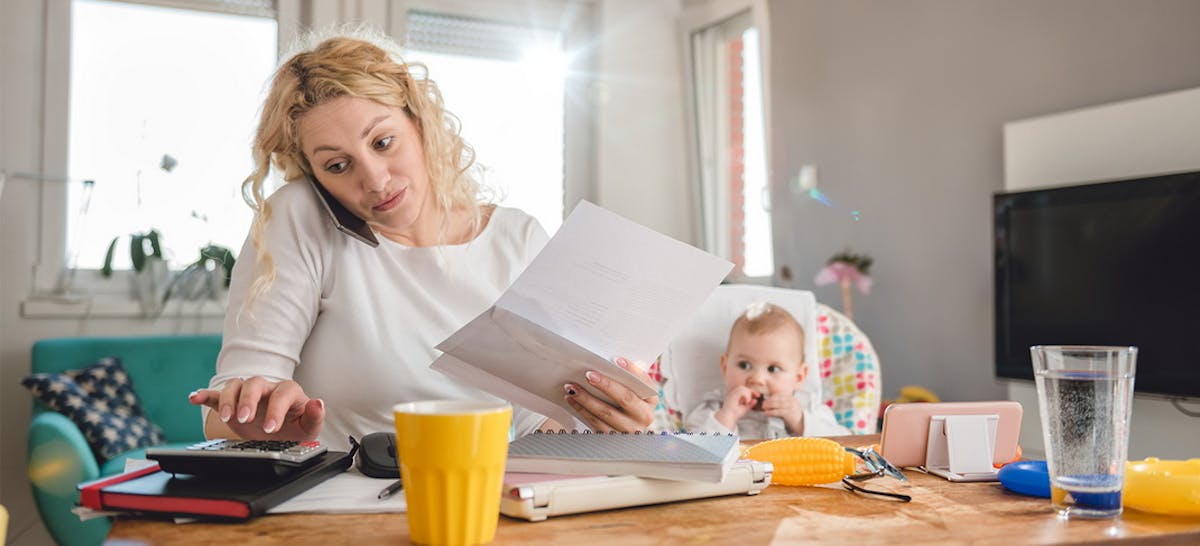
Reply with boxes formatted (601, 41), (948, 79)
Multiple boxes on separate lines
(563, 357), (658, 432)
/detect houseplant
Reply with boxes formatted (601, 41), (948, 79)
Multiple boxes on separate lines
(162, 244), (236, 302)
(101, 229), (169, 314)
(99, 231), (236, 314)
(100, 229), (164, 278)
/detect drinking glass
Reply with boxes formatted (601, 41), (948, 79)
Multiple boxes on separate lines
(1030, 345), (1136, 519)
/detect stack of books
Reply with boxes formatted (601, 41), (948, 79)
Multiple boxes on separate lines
(77, 451), (352, 520)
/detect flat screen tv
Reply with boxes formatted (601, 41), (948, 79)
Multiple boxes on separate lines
(994, 170), (1200, 399)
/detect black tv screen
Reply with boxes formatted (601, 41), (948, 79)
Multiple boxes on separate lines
(994, 170), (1200, 399)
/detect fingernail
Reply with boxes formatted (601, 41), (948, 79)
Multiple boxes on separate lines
(237, 406), (251, 423)
(615, 357), (630, 368)
(263, 419), (277, 433)
(219, 405), (232, 423)
(563, 384), (577, 396)
(188, 390), (199, 399)
(585, 371), (600, 385)
(316, 398), (325, 410)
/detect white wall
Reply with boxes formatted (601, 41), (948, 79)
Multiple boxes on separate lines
(1003, 87), (1200, 460)
(766, 0), (1200, 415)
(594, 0), (691, 242)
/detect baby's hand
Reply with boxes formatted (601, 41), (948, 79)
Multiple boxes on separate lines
(715, 386), (760, 429)
(761, 392), (805, 435)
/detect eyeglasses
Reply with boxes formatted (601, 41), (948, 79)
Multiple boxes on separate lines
(841, 446), (912, 502)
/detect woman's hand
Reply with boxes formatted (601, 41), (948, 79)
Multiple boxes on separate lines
(188, 377), (325, 442)
(563, 357), (658, 432)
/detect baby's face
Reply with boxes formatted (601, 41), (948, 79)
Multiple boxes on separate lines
(720, 326), (807, 402)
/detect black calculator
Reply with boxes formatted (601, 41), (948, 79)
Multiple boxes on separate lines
(146, 439), (328, 479)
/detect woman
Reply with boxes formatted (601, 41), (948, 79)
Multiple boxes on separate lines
(188, 31), (656, 450)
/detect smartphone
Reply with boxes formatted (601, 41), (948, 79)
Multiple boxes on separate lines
(308, 176), (379, 247)
(878, 401), (1022, 469)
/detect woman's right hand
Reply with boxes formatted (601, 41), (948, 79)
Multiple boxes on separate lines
(188, 377), (325, 442)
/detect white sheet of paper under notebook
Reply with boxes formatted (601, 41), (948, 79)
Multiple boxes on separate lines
(431, 200), (734, 427)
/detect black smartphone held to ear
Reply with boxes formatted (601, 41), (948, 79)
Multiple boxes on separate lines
(308, 176), (379, 247)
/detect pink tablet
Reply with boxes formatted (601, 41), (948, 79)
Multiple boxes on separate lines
(879, 401), (1023, 468)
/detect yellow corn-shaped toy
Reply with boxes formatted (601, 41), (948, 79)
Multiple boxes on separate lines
(742, 437), (856, 486)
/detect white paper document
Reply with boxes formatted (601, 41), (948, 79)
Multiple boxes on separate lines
(270, 468), (406, 514)
(432, 201), (734, 427)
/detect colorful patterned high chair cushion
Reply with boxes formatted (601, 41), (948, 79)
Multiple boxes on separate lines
(815, 303), (881, 434)
(647, 356), (681, 431)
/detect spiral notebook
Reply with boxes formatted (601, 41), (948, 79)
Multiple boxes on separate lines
(506, 431), (739, 483)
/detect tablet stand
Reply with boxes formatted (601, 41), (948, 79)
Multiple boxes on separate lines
(923, 414), (1000, 482)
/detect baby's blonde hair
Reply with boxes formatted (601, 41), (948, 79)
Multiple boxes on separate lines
(727, 302), (806, 362)
(240, 26), (484, 311)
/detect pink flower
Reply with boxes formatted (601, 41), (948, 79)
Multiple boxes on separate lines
(814, 261), (873, 295)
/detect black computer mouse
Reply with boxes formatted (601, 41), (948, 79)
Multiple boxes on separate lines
(357, 432), (399, 478)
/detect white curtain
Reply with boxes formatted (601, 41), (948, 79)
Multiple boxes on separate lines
(689, 10), (752, 262)
(691, 24), (726, 259)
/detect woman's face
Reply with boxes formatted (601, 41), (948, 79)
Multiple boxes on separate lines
(298, 95), (433, 244)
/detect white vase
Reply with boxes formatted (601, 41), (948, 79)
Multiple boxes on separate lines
(131, 257), (170, 315)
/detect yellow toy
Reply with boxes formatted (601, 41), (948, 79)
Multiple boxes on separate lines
(896, 385), (940, 403)
(742, 437), (856, 485)
(1124, 458), (1200, 516)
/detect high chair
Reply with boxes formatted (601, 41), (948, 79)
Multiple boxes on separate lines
(649, 284), (881, 435)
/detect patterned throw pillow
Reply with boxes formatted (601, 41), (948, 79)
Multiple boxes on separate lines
(23, 356), (165, 461)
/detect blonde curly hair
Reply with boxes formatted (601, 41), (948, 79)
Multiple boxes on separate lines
(241, 27), (484, 310)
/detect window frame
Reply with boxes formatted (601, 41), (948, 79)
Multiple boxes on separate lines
(389, 0), (599, 218)
(32, 0), (282, 300)
(679, 0), (775, 285)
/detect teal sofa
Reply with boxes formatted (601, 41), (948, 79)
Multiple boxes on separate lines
(28, 335), (220, 546)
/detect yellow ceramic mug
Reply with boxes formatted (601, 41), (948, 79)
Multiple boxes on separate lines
(393, 400), (512, 545)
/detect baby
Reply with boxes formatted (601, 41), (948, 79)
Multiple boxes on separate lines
(683, 302), (849, 439)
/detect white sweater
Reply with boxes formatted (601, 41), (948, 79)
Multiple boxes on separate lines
(211, 182), (550, 450)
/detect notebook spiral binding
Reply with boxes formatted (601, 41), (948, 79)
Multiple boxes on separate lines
(534, 429), (736, 437)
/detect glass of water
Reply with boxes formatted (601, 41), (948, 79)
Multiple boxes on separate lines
(1030, 345), (1137, 519)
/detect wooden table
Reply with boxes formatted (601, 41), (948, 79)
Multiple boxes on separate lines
(107, 435), (1200, 545)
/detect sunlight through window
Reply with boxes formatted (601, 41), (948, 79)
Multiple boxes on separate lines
(67, 0), (277, 271)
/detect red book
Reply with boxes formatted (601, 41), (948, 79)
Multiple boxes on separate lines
(77, 450), (352, 521)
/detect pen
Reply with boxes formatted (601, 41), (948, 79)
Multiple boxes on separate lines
(378, 479), (403, 500)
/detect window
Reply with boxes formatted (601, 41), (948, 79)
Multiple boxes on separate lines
(62, 0), (277, 290)
(684, 4), (774, 280)
(403, 10), (568, 233)
(29, 0), (592, 306)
